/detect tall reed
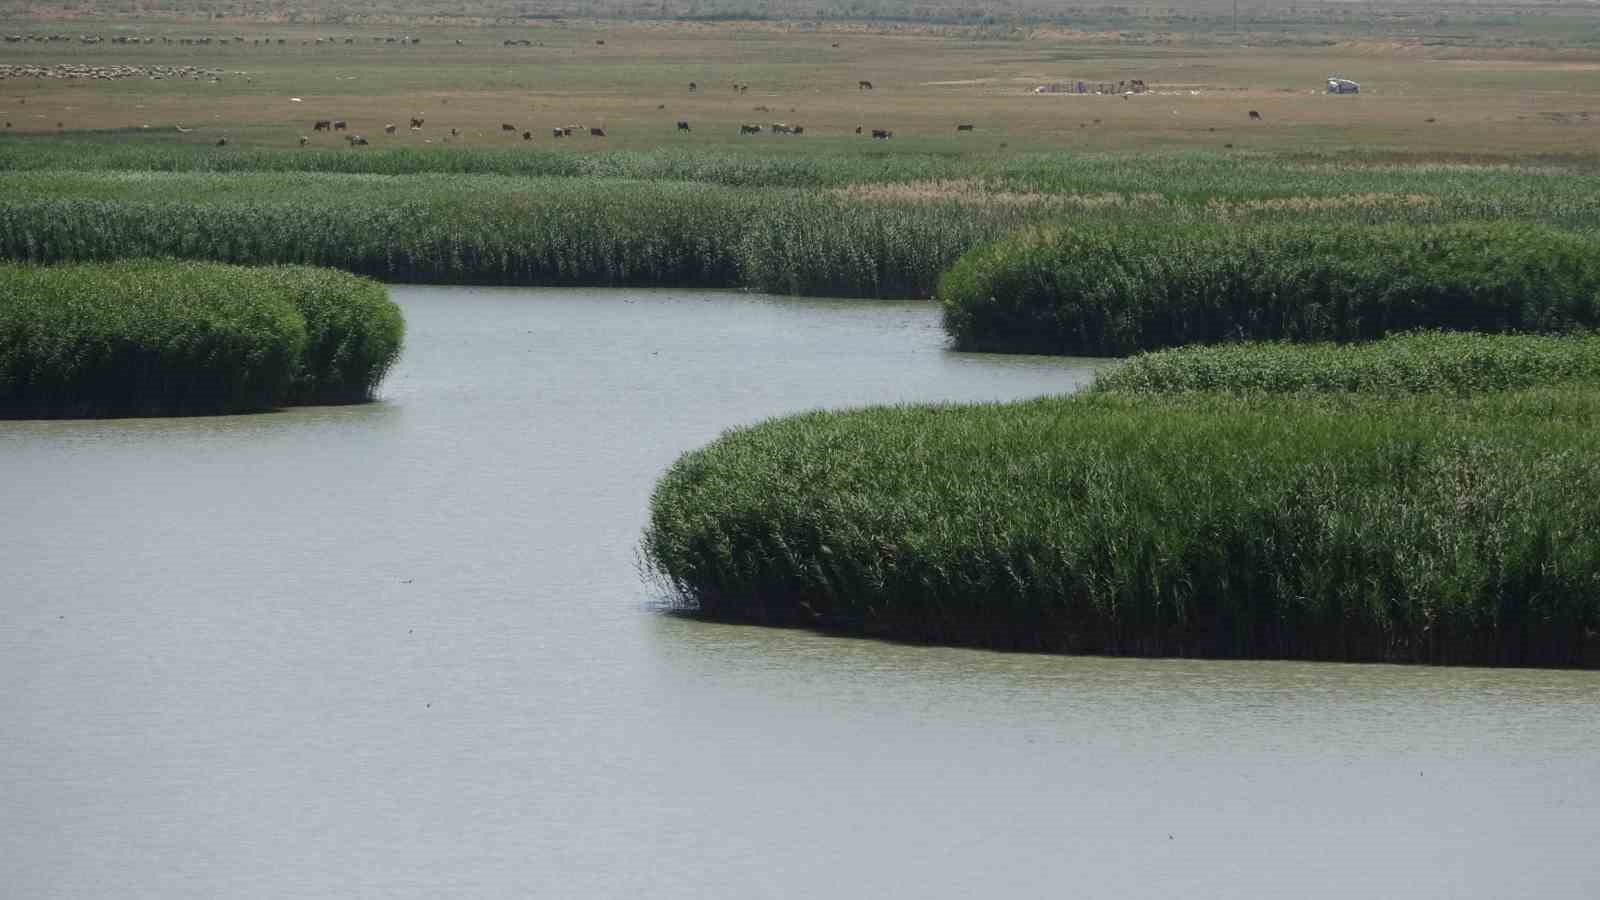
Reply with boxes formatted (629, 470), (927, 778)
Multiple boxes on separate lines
(0, 261), (402, 417)
(938, 223), (1600, 355)
(643, 388), (1600, 666)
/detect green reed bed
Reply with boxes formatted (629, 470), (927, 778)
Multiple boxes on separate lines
(939, 222), (1600, 355)
(0, 261), (402, 417)
(7, 140), (1600, 207)
(643, 388), (1600, 666)
(0, 171), (1059, 297)
(1095, 332), (1600, 396)
(6, 153), (1600, 300)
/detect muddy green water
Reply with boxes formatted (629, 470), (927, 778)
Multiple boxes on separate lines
(3, 287), (1597, 899)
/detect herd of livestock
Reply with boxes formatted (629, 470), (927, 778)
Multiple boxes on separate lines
(0, 63), (227, 81)
(279, 115), (956, 146)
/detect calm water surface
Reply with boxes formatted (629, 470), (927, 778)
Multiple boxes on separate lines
(3, 287), (1597, 900)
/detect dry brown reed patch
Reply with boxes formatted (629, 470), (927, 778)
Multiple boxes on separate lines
(1206, 193), (1437, 213)
(833, 178), (1163, 209)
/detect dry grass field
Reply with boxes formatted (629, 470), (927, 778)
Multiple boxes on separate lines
(5, 10), (1600, 159)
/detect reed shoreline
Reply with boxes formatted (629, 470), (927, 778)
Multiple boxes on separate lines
(643, 345), (1600, 667)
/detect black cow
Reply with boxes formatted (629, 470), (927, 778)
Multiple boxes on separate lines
(956, 123), (974, 132)
(522, 130), (532, 140)
(858, 80), (873, 90)
(552, 128), (565, 138)
(409, 117), (424, 129)
(739, 124), (761, 135)
(1248, 110), (1262, 120)
(501, 123), (517, 132)
(590, 127), (606, 137)
(333, 120), (347, 131)
(871, 129), (892, 139)
(677, 121), (691, 131)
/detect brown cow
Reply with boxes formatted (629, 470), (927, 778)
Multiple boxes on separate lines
(956, 123), (974, 132)
(313, 119), (331, 131)
(501, 123), (517, 132)
(858, 80), (873, 90)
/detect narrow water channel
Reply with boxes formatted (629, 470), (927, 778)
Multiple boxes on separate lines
(3, 287), (1596, 900)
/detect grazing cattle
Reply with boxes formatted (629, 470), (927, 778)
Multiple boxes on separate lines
(552, 128), (565, 137)
(409, 117), (424, 128)
(770, 122), (792, 135)
(590, 127), (606, 137)
(313, 119), (331, 131)
(333, 120), (347, 131)
(451, 127), (460, 136)
(832, 42), (840, 48)
(501, 123), (516, 132)
(384, 123), (397, 135)
(677, 121), (691, 131)
(522, 131), (532, 140)
(871, 129), (892, 139)
(855, 125), (862, 134)
(596, 39), (605, 45)
(792, 126), (804, 135)
(657, 104), (666, 110)
(858, 80), (873, 90)
(688, 82), (697, 92)
(216, 137), (228, 146)
(956, 123), (974, 132)
(347, 134), (369, 146)
(739, 124), (762, 135)
(1248, 110), (1262, 120)
(456, 39), (463, 45)
(298, 135), (308, 145)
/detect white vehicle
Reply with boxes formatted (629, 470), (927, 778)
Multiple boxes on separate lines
(1327, 77), (1360, 94)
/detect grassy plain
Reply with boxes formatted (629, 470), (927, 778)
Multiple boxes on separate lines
(5, 13), (1600, 158)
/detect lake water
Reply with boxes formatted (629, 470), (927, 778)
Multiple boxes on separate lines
(3, 286), (1597, 900)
